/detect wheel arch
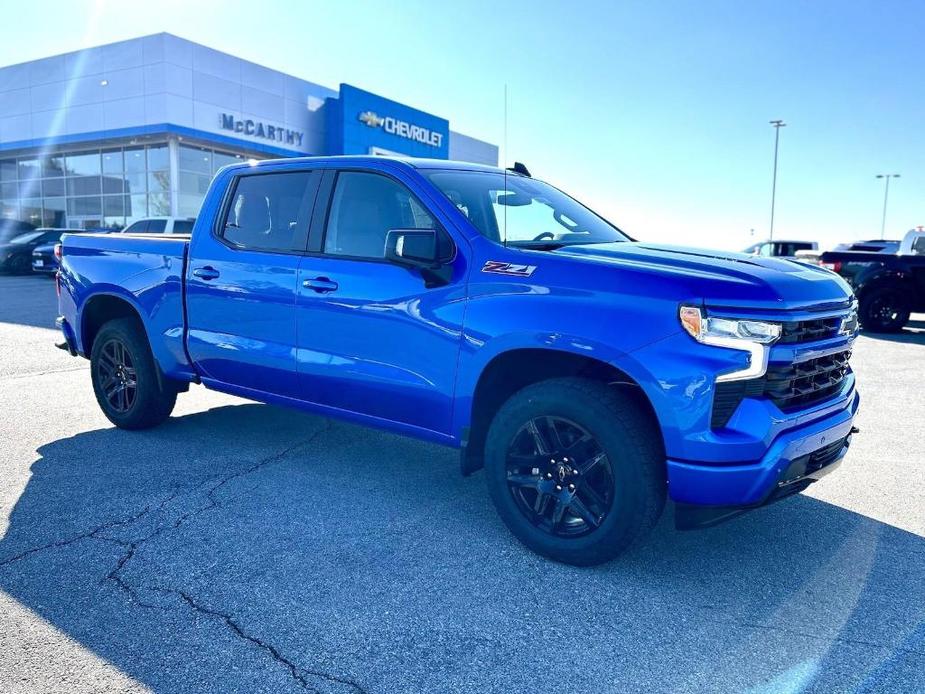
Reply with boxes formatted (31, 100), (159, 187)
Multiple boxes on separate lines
(460, 346), (662, 475)
(78, 290), (149, 357)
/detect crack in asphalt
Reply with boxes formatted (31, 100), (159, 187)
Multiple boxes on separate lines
(158, 587), (366, 694)
(2, 421), (366, 693)
(0, 486), (181, 568)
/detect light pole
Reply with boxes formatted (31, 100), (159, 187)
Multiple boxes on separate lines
(768, 120), (786, 242)
(875, 174), (900, 240)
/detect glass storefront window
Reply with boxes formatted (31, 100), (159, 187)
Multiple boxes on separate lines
(212, 151), (244, 173)
(20, 198), (43, 224)
(42, 178), (65, 197)
(146, 145), (169, 172)
(102, 149), (123, 174)
(67, 197), (102, 216)
(148, 171), (170, 193)
(102, 195), (125, 216)
(65, 152), (101, 176)
(2, 142), (262, 229)
(123, 173), (146, 195)
(19, 179), (41, 198)
(148, 193), (170, 216)
(101, 175), (126, 194)
(179, 145), (211, 175)
(179, 171), (211, 196)
(178, 193), (203, 218)
(43, 197), (66, 227)
(18, 159), (40, 181)
(125, 147), (146, 174)
(0, 159), (16, 182)
(42, 156), (65, 178)
(126, 194), (147, 222)
(67, 176), (102, 196)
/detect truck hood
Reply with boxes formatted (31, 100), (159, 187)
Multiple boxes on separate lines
(553, 242), (854, 310)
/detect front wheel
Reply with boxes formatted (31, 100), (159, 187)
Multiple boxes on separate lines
(90, 318), (177, 429)
(485, 378), (666, 566)
(859, 286), (910, 333)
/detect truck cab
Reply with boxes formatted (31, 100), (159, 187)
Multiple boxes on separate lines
(55, 156), (860, 565)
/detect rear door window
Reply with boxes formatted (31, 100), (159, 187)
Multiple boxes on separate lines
(221, 171), (315, 253)
(147, 220), (167, 233)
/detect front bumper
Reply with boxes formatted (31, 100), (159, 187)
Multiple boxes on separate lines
(667, 388), (859, 514)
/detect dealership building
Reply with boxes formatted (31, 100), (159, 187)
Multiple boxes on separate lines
(0, 33), (497, 230)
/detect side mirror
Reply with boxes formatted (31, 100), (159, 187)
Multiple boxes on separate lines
(385, 229), (439, 268)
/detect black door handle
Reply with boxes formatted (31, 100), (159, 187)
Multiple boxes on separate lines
(192, 266), (220, 280)
(302, 276), (339, 293)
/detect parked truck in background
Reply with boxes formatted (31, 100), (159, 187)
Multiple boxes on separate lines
(54, 156), (860, 565)
(815, 227), (925, 332)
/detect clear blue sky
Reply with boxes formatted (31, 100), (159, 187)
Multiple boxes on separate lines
(1, 0), (922, 250)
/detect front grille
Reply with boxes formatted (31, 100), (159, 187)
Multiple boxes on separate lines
(711, 350), (852, 428)
(779, 316), (843, 343)
(764, 350), (851, 412)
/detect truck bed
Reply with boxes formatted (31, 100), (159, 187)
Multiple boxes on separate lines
(60, 232), (194, 379)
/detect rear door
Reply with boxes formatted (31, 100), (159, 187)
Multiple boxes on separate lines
(185, 168), (320, 398)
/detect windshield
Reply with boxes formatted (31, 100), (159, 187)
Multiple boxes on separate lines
(424, 170), (629, 247)
(9, 231), (43, 244)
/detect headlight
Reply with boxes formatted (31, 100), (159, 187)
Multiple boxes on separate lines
(679, 307), (781, 344)
(679, 306), (781, 382)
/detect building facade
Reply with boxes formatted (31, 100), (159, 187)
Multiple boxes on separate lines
(0, 33), (497, 230)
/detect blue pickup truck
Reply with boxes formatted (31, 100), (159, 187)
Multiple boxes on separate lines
(55, 156), (860, 565)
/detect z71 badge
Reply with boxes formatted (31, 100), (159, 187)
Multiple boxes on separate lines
(481, 261), (537, 277)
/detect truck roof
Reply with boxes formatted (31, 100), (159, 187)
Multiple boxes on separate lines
(225, 155), (510, 176)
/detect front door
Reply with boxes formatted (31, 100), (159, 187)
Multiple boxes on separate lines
(185, 168), (319, 399)
(295, 169), (467, 436)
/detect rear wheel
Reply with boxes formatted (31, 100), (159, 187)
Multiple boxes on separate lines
(859, 286), (910, 333)
(9, 254), (31, 274)
(90, 318), (177, 429)
(485, 378), (666, 566)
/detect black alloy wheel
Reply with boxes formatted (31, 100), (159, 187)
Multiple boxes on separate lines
(90, 317), (177, 429)
(505, 416), (615, 538)
(859, 286), (910, 333)
(485, 378), (666, 566)
(95, 338), (138, 413)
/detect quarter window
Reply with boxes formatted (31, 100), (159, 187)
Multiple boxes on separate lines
(324, 172), (435, 259)
(221, 172), (313, 253)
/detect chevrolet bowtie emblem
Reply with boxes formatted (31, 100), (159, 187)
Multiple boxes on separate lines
(358, 111), (383, 127)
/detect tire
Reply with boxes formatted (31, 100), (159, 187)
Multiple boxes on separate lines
(90, 317), (177, 430)
(485, 378), (666, 566)
(858, 286), (910, 333)
(8, 254), (31, 275)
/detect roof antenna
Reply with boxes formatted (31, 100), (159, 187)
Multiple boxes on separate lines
(503, 83), (508, 248)
(507, 162), (531, 177)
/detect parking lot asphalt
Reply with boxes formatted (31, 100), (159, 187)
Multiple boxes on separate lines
(0, 273), (922, 694)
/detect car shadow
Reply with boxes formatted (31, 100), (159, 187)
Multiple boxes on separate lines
(861, 319), (925, 345)
(1, 403), (922, 693)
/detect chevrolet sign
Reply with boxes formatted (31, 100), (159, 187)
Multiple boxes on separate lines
(358, 110), (444, 148)
(220, 114), (304, 147)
